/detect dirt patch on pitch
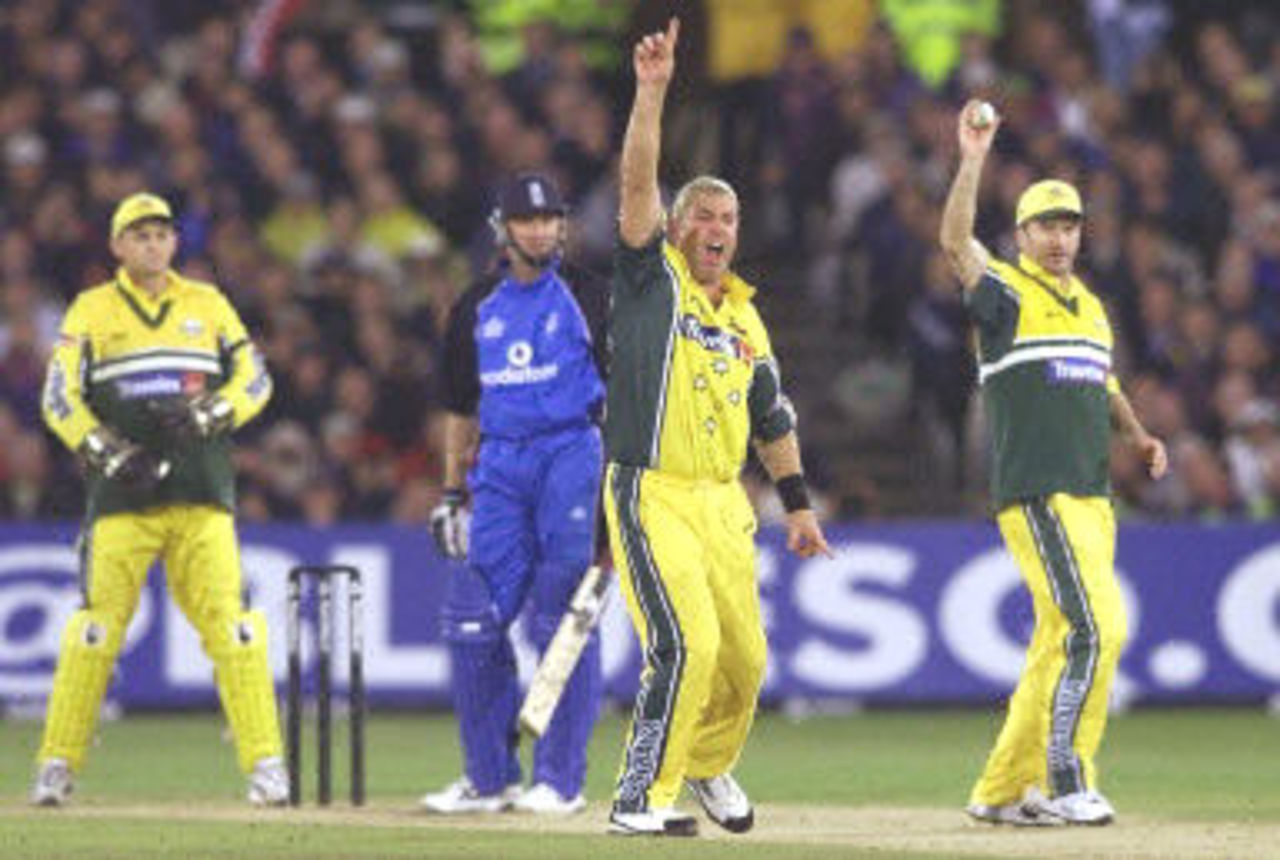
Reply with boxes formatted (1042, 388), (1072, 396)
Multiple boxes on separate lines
(4, 800), (1275, 857)
(757, 805), (1275, 858)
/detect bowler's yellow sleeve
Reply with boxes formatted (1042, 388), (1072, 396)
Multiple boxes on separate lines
(1106, 373), (1120, 396)
(42, 297), (100, 451)
(212, 292), (272, 428)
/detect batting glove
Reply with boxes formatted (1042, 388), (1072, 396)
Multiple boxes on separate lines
(79, 426), (171, 490)
(151, 392), (235, 441)
(430, 488), (470, 560)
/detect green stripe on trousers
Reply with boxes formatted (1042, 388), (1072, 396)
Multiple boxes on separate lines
(1026, 498), (1097, 797)
(611, 466), (685, 813)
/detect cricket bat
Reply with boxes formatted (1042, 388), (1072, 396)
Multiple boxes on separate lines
(519, 565), (610, 737)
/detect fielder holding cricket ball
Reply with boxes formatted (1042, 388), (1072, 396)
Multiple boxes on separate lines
(604, 18), (831, 837)
(940, 99), (1168, 826)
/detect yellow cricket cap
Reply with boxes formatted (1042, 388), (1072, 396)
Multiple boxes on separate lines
(110, 192), (173, 239)
(1015, 179), (1083, 227)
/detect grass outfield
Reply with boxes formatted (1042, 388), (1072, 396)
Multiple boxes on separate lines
(2, 708), (1277, 858)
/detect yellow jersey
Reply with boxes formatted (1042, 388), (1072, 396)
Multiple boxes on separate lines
(968, 254), (1119, 506)
(42, 268), (271, 516)
(604, 237), (793, 482)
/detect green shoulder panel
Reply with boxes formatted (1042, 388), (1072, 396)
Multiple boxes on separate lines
(604, 238), (678, 466)
(965, 265), (1020, 364)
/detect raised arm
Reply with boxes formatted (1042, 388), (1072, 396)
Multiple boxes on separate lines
(939, 100), (999, 290)
(619, 17), (679, 248)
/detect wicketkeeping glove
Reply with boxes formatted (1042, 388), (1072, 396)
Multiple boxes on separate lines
(430, 488), (470, 560)
(79, 426), (171, 490)
(150, 392), (235, 441)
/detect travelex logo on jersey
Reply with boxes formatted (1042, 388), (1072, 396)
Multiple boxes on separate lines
(479, 340), (560, 387)
(116, 372), (184, 399)
(1046, 358), (1107, 386)
(678, 314), (755, 363)
(115, 371), (207, 400)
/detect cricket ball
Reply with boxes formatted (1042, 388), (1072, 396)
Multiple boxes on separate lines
(969, 101), (997, 129)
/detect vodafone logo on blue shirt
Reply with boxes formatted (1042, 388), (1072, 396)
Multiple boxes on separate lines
(480, 340), (559, 387)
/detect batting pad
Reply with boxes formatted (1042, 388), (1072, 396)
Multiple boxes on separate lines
(38, 609), (124, 772)
(444, 605), (522, 794)
(210, 610), (283, 773)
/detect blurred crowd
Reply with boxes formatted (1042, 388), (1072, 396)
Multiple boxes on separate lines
(0, 0), (1276, 523)
(704, 0), (1280, 520)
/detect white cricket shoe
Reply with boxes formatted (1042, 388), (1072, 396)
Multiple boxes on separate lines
(608, 806), (699, 836)
(419, 777), (520, 814)
(31, 758), (74, 807)
(966, 788), (1062, 827)
(1027, 788), (1116, 826)
(965, 801), (1061, 826)
(247, 756), (290, 807)
(967, 786), (1064, 827)
(687, 773), (754, 833)
(514, 783), (587, 814)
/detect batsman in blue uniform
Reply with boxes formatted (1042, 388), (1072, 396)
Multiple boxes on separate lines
(423, 173), (608, 815)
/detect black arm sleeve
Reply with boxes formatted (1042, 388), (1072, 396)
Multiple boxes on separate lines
(438, 280), (495, 415)
(563, 262), (611, 380)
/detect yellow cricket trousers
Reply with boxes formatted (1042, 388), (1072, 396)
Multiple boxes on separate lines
(604, 464), (767, 812)
(971, 493), (1127, 805)
(38, 505), (281, 774)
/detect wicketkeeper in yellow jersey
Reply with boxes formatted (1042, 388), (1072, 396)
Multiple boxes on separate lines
(31, 192), (287, 807)
(940, 102), (1168, 826)
(604, 19), (831, 837)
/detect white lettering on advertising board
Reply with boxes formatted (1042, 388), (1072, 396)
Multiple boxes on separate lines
(2, 534), (1278, 704)
(789, 545), (929, 690)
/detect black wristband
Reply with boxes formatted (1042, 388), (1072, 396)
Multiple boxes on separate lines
(775, 474), (811, 513)
(443, 487), (468, 506)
